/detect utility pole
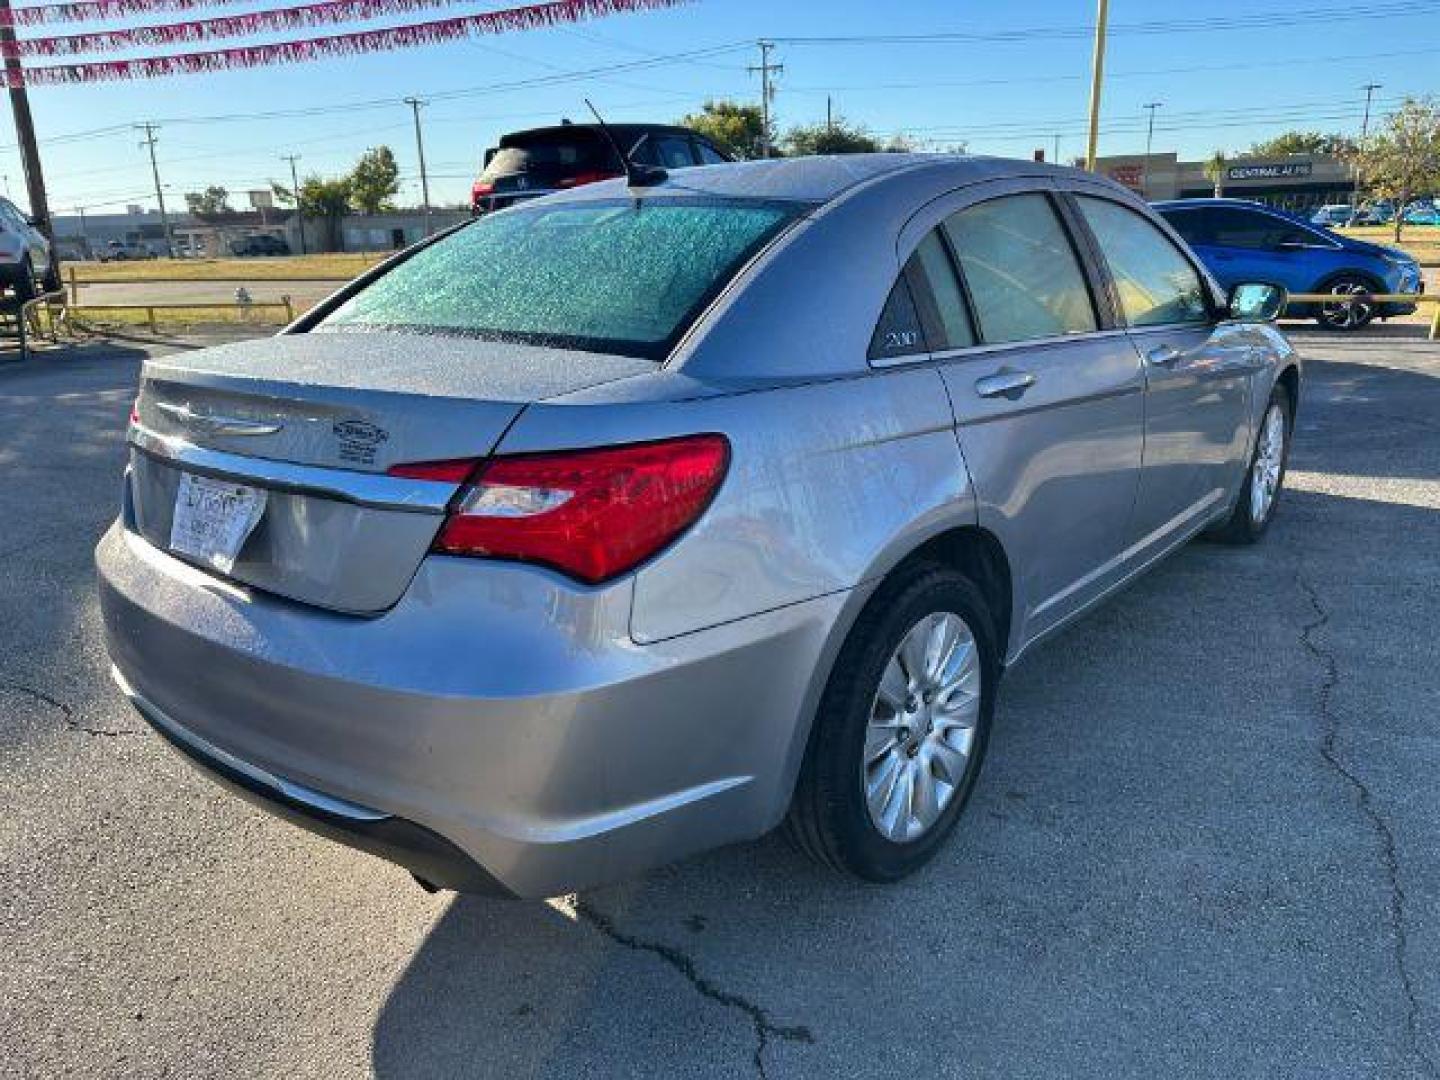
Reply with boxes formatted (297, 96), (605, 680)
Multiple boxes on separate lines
(1053, 134), (1061, 165)
(0, 0), (54, 240)
(281, 153), (306, 255)
(74, 205), (88, 257)
(1084, 0), (1110, 171)
(826, 95), (833, 135)
(1141, 101), (1162, 198)
(403, 96), (432, 235)
(748, 40), (783, 158)
(136, 122), (174, 258)
(1356, 82), (1382, 199)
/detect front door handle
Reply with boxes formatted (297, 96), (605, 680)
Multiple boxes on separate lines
(1146, 344), (1183, 367)
(974, 369), (1037, 400)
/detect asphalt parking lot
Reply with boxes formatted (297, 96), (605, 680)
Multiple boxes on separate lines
(2, 326), (1438, 1079)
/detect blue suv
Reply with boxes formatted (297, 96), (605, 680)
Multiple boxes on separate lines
(1156, 198), (1423, 330)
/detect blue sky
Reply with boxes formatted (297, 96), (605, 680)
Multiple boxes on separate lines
(3, 0), (1436, 215)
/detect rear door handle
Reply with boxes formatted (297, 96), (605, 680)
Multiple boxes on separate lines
(974, 370), (1037, 400)
(1146, 345), (1183, 367)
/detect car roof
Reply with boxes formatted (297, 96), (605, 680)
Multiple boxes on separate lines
(546, 153), (1089, 206)
(1152, 198), (1272, 211)
(500, 123), (711, 145)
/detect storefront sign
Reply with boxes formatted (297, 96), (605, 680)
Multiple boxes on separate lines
(1227, 162), (1314, 181)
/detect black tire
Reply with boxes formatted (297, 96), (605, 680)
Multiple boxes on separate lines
(10, 256), (36, 302)
(1209, 385), (1292, 544)
(1314, 274), (1378, 331)
(785, 561), (999, 882)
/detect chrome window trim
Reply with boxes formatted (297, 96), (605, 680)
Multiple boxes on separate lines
(868, 327), (1133, 369)
(128, 425), (455, 513)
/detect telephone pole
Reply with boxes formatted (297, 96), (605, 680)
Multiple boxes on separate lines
(403, 96), (432, 235)
(1356, 82), (1382, 197)
(748, 40), (783, 158)
(0, 0), (53, 239)
(1084, 0), (1110, 171)
(281, 153), (306, 255)
(136, 122), (174, 257)
(1141, 101), (1162, 197)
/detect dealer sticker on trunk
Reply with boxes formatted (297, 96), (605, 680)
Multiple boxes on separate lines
(169, 472), (267, 574)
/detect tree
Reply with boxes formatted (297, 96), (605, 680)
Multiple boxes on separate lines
(1203, 150), (1228, 197)
(183, 185), (231, 218)
(783, 116), (880, 156)
(1347, 97), (1440, 240)
(349, 146), (401, 214)
(271, 175), (351, 250)
(1248, 131), (1356, 157)
(678, 100), (771, 160)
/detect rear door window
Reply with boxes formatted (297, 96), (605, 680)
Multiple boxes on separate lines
(943, 194), (1097, 344)
(1076, 197), (1211, 327)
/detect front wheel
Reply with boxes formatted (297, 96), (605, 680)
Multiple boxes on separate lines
(1315, 277), (1376, 331)
(785, 562), (999, 881)
(1210, 386), (1291, 544)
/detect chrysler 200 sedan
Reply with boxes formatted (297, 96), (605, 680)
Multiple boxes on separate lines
(98, 155), (1299, 898)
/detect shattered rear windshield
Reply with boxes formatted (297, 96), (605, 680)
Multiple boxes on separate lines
(316, 198), (801, 360)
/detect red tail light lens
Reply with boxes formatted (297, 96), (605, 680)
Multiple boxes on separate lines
(471, 182), (495, 198)
(402, 435), (729, 585)
(558, 170), (623, 189)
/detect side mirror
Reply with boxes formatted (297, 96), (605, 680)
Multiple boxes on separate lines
(1228, 282), (1286, 323)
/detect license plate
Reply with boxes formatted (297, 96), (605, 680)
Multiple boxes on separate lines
(169, 473), (266, 573)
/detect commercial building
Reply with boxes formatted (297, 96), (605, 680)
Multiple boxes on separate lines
(1093, 151), (1356, 211)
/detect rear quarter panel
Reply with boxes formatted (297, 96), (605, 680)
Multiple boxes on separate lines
(494, 367), (976, 643)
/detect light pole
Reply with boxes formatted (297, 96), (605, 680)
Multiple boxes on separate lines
(1356, 82), (1382, 199)
(404, 96), (433, 235)
(1084, 0), (1110, 171)
(1142, 101), (1163, 198)
(281, 153), (305, 255)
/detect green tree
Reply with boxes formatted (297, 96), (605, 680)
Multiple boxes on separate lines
(678, 100), (771, 159)
(183, 185), (230, 218)
(270, 175), (351, 251)
(1347, 97), (1440, 240)
(783, 116), (880, 156)
(1203, 150), (1228, 197)
(1248, 131), (1357, 157)
(349, 146), (401, 214)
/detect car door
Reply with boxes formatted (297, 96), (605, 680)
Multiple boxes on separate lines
(894, 182), (1146, 652)
(1067, 188), (1255, 554)
(1166, 205), (1327, 295)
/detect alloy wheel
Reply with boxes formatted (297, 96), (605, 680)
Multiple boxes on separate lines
(1251, 404), (1286, 524)
(1319, 280), (1373, 330)
(863, 611), (981, 843)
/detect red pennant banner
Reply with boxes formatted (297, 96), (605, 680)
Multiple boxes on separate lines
(2, 0), (258, 26)
(4, 0), (477, 55)
(0, 0), (692, 82)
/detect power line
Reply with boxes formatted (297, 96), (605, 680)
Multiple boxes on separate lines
(135, 122), (174, 257)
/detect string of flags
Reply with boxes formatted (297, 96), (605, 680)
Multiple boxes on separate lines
(0, 0), (689, 84)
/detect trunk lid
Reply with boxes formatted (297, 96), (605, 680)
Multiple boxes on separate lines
(127, 330), (653, 613)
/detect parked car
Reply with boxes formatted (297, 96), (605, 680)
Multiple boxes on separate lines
(100, 239), (160, 262)
(1156, 198), (1423, 330)
(1352, 200), (1394, 225)
(0, 196), (58, 299)
(1309, 204), (1354, 227)
(100, 155), (1299, 898)
(1402, 201), (1440, 226)
(471, 121), (732, 214)
(230, 234), (292, 257)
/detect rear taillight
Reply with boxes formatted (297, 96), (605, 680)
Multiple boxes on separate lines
(472, 182), (495, 197)
(390, 435), (729, 585)
(558, 170), (622, 189)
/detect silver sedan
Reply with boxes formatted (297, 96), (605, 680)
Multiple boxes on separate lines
(97, 154), (1299, 898)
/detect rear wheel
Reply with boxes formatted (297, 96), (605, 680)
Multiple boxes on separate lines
(1315, 276), (1376, 331)
(1209, 385), (1291, 544)
(786, 562), (998, 881)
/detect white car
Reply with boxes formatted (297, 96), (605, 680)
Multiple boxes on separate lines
(0, 197), (57, 300)
(1309, 204), (1355, 228)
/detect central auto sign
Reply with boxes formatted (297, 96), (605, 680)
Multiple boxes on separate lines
(1227, 162), (1314, 181)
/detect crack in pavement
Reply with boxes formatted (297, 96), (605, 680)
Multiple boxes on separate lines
(568, 898), (813, 1079)
(1295, 571), (1438, 1078)
(0, 679), (140, 737)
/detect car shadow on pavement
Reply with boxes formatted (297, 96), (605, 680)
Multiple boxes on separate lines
(371, 479), (1439, 1080)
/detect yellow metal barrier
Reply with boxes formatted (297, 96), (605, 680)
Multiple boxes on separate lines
(1286, 292), (1440, 340)
(68, 296), (296, 331)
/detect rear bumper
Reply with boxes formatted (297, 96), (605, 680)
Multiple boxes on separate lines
(97, 523), (844, 898)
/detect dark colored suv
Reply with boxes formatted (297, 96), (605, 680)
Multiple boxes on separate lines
(471, 123), (732, 215)
(230, 234), (292, 257)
